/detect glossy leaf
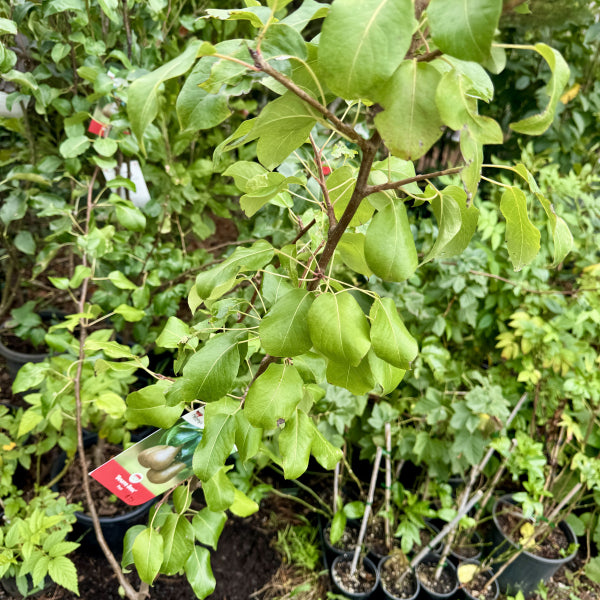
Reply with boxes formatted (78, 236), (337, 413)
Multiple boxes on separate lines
(368, 350), (405, 395)
(308, 291), (371, 366)
(132, 527), (164, 584)
(510, 44), (570, 136)
(500, 187), (541, 271)
(318, 0), (415, 99)
(428, 0), (502, 62)
(160, 514), (195, 575)
(535, 193), (573, 267)
(229, 488), (260, 517)
(364, 201), (418, 282)
(245, 363), (304, 429)
(422, 191), (462, 263)
(311, 426), (343, 470)
(126, 381), (183, 429)
(59, 136), (90, 159)
(203, 467), (236, 511)
(336, 232), (372, 277)
(373, 60), (444, 160)
(185, 546), (216, 599)
(259, 288), (314, 356)
(235, 411), (262, 462)
(326, 355), (375, 395)
(369, 297), (418, 370)
(279, 409), (315, 479)
(192, 509), (227, 551)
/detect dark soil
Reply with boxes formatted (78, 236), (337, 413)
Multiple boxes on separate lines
(452, 532), (481, 560)
(332, 558), (376, 594)
(462, 569), (496, 600)
(325, 524), (358, 552)
(365, 516), (396, 557)
(416, 560), (456, 595)
(380, 555), (417, 599)
(496, 503), (570, 559)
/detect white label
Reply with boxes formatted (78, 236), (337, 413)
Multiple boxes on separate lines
(103, 159), (151, 208)
(0, 92), (25, 118)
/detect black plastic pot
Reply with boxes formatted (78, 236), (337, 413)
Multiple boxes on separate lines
(0, 575), (51, 599)
(415, 552), (459, 599)
(378, 555), (420, 600)
(330, 554), (379, 599)
(450, 531), (483, 565)
(458, 560), (499, 600)
(490, 494), (577, 596)
(50, 434), (156, 555)
(320, 518), (360, 569)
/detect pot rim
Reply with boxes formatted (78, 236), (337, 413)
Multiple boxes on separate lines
(492, 494), (578, 564)
(415, 551), (459, 597)
(458, 559), (500, 600)
(330, 553), (380, 596)
(378, 555), (420, 600)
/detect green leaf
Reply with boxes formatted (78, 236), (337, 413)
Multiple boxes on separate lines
(69, 265), (91, 288)
(176, 332), (241, 403)
(534, 192), (573, 267)
(127, 41), (201, 150)
(96, 392), (126, 418)
(176, 62), (232, 133)
(510, 44), (570, 136)
(126, 381), (184, 429)
(159, 514), (195, 576)
(93, 137), (118, 157)
(192, 509), (226, 550)
(368, 351), (405, 395)
(245, 363), (304, 429)
(499, 187), (541, 271)
(318, 0), (415, 99)
(109, 270), (137, 290)
(156, 317), (191, 348)
(205, 6), (271, 27)
(13, 362), (50, 394)
(239, 172), (288, 217)
(85, 339), (136, 359)
(310, 426), (342, 471)
(460, 129), (483, 198)
(132, 527), (164, 584)
(14, 231), (35, 255)
(336, 233), (372, 278)
(115, 203), (146, 231)
(373, 60), (444, 160)
(203, 467), (236, 511)
(369, 297), (418, 370)
(279, 410), (315, 479)
(259, 289), (314, 357)
(585, 556), (600, 584)
(185, 546), (216, 599)
(98, 0), (120, 23)
(328, 166), (374, 226)
(59, 135), (90, 159)
(436, 70), (503, 144)
(428, 0), (502, 63)
(193, 398), (238, 481)
(364, 201), (418, 282)
(17, 409), (43, 438)
(114, 304), (145, 322)
(261, 23), (308, 60)
(195, 264), (239, 304)
(0, 18), (17, 35)
(235, 411), (262, 462)
(308, 291), (371, 366)
(122, 525), (146, 570)
(326, 354), (375, 395)
(229, 488), (259, 517)
(422, 190), (462, 263)
(223, 161), (267, 191)
(330, 510), (346, 545)
(452, 429), (486, 465)
(251, 92), (319, 170)
(48, 556), (78, 594)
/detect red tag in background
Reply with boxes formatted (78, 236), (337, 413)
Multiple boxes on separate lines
(88, 118), (107, 137)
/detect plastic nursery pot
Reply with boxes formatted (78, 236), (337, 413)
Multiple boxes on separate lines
(378, 555), (420, 600)
(320, 517), (360, 569)
(50, 434), (156, 555)
(490, 494), (577, 596)
(415, 552), (459, 600)
(0, 573), (51, 599)
(449, 531), (483, 566)
(330, 553), (379, 599)
(458, 560), (499, 600)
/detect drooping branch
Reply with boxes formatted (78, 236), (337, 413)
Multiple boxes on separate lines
(249, 49), (369, 151)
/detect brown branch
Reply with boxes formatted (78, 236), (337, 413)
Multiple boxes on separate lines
(416, 49), (442, 62)
(122, 0), (132, 60)
(291, 218), (316, 244)
(249, 49), (368, 151)
(309, 134), (336, 228)
(363, 166), (463, 196)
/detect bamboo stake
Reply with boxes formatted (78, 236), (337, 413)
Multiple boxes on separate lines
(350, 446), (383, 576)
(384, 423), (392, 551)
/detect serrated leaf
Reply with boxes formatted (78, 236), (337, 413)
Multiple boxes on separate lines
(192, 509), (227, 550)
(185, 546), (216, 599)
(308, 291), (371, 366)
(193, 398), (238, 481)
(127, 41), (201, 151)
(318, 0), (415, 99)
(259, 288), (314, 357)
(364, 201), (418, 282)
(373, 60), (444, 161)
(510, 44), (570, 136)
(245, 363), (304, 429)
(132, 527), (164, 584)
(176, 332), (241, 403)
(279, 409), (315, 479)
(428, 0), (502, 63)
(160, 514), (195, 575)
(48, 556), (78, 594)
(500, 187), (541, 271)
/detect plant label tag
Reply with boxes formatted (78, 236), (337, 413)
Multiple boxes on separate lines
(90, 411), (205, 505)
(103, 160), (151, 208)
